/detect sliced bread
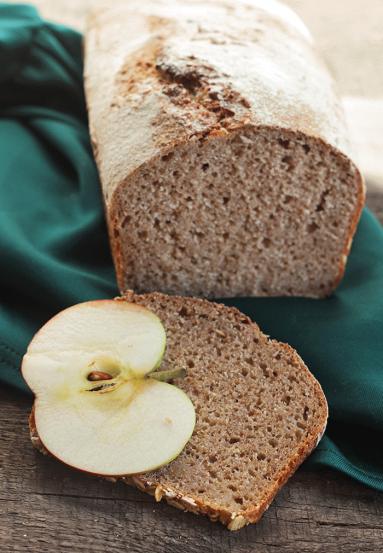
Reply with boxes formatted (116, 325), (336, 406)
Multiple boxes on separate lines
(30, 291), (328, 530)
(84, 0), (364, 298)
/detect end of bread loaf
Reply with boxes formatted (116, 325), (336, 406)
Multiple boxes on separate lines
(85, 0), (364, 298)
(109, 126), (364, 297)
(29, 292), (328, 529)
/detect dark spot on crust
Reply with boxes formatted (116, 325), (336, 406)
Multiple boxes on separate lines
(155, 57), (249, 125)
(163, 84), (183, 98)
(156, 61), (204, 92)
(210, 105), (235, 120)
(116, 43), (252, 148)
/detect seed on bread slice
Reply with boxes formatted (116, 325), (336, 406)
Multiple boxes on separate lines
(29, 291), (328, 530)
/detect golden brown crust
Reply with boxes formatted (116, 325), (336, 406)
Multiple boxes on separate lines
(331, 167), (366, 293)
(28, 293), (328, 530)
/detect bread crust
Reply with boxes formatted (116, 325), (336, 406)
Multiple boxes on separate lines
(84, 0), (364, 298)
(84, 0), (353, 202)
(28, 407), (324, 530)
(28, 292), (328, 530)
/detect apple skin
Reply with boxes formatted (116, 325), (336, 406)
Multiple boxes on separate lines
(21, 300), (196, 476)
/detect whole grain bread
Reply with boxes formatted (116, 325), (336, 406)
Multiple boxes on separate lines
(30, 292), (328, 530)
(84, 0), (364, 298)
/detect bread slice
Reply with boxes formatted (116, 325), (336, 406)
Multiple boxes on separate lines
(29, 292), (328, 530)
(84, 0), (364, 299)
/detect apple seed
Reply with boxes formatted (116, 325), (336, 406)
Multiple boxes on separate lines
(87, 370), (113, 382)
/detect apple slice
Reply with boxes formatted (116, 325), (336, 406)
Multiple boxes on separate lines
(22, 300), (196, 475)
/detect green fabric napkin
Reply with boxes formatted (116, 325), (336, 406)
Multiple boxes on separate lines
(1, 4), (382, 491)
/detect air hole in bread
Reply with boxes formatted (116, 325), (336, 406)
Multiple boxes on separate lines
(307, 222), (319, 233)
(121, 215), (131, 228)
(283, 395), (291, 405)
(161, 152), (174, 162)
(282, 155), (295, 171)
(278, 138), (290, 149)
(263, 237), (271, 248)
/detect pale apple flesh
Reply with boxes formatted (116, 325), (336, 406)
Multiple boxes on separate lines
(22, 300), (196, 476)
(33, 379), (195, 475)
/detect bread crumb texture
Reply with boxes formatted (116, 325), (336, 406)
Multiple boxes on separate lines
(29, 292), (328, 529)
(85, 0), (364, 299)
(122, 292), (328, 528)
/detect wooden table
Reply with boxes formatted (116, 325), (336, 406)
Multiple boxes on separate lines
(0, 190), (382, 552)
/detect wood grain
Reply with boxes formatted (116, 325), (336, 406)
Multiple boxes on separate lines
(0, 190), (382, 553)
(1, 384), (383, 553)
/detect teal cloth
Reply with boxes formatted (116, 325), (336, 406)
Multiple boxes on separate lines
(1, 4), (382, 491)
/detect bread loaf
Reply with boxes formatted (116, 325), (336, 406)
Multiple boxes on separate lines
(30, 291), (328, 530)
(84, 0), (364, 298)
